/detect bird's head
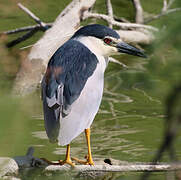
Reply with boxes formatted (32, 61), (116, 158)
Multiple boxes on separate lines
(72, 24), (146, 58)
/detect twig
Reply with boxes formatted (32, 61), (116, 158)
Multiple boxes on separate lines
(83, 12), (158, 31)
(106, 0), (114, 28)
(144, 0), (181, 24)
(145, 8), (181, 24)
(167, 0), (175, 9)
(20, 44), (34, 50)
(1, 23), (52, 35)
(18, 3), (46, 27)
(162, 0), (176, 13)
(6, 28), (39, 48)
(132, 0), (144, 24)
(113, 15), (130, 23)
(2, 3), (52, 48)
(109, 57), (128, 68)
(162, 0), (168, 12)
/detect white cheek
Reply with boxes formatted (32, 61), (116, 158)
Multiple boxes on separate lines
(103, 45), (118, 56)
(110, 46), (118, 54)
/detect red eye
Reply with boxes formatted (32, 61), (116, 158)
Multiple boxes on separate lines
(104, 38), (112, 45)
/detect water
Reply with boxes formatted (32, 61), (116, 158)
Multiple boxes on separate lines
(0, 63), (177, 180)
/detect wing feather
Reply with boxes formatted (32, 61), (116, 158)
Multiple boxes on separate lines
(41, 40), (98, 142)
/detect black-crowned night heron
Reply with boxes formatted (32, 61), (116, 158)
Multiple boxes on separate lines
(41, 24), (146, 166)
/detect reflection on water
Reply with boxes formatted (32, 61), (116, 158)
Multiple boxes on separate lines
(32, 131), (48, 140)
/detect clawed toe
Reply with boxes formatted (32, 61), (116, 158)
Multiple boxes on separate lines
(40, 158), (75, 167)
(59, 159), (75, 167)
(72, 156), (94, 165)
(40, 158), (60, 165)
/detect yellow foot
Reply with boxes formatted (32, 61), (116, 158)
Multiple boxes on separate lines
(72, 156), (94, 165)
(40, 158), (75, 167)
(59, 159), (75, 167)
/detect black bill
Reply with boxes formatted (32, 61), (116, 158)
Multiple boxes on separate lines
(117, 42), (147, 58)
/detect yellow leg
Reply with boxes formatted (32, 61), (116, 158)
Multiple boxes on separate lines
(41, 144), (75, 167)
(59, 144), (75, 166)
(72, 128), (94, 165)
(85, 128), (94, 165)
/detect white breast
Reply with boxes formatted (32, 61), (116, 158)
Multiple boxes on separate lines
(58, 38), (108, 146)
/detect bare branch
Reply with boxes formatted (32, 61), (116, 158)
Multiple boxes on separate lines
(3, 154), (181, 179)
(18, 3), (46, 27)
(1, 25), (40, 35)
(1, 23), (52, 35)
(162, 0), (168, 12)
(106, 0), (114, 28)
(6, 28), (39, 48)
(161, 0), (175, 12)
(116, 29), (154, 44)
(145, 0), (180, 24)
(167, 0), (175, 9)
(145, 8), (181, 24)
(45, 163), (181, 173)
(20, 44), (34, 50)
(83, 12), (158, 31)
(109, 57), (128, 68)
(1, 3), (53, 47)
(132, 0), (144, 24)
(13, 0), (96, 95)
(113, 15), (130, 23)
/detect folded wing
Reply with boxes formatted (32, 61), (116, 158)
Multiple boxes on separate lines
(41, 39), (98, 142)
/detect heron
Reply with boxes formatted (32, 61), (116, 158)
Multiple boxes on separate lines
(41, 24), (146, 166)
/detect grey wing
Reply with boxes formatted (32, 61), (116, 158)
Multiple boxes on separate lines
(41, 78), (61, 143)
(41, 40), (98, 142)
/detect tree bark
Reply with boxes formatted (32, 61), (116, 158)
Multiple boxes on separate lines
(12, 0), (96, 95)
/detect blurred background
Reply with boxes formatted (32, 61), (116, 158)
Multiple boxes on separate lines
(0, 0), (181, 179)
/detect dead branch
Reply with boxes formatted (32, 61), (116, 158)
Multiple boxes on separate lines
(6, 28), (39, 48)
(45, 163), (181, 173)
(11, 0), (156, 95)
(144, 0), (181, 24)
(1, 24), (52, 35)
(113, 15), (130, 23)
(83, 12), (158, 31)
(12, 0), (96, 95)
(1, 2), (154, 48)
(109, 57), (128, 68)
(18, 3), (46, 27)
(117, 29), (154, 44)
(2, 154), (181, 179)
(162, 0), (168, 12)
(145, 8), (181, 24)
(1, 3), (52, 47)
(132, 0), (144, 24)
(106, 0), (114, 28)
(2, 146), (181, 179)
(167, 0), (175, 9)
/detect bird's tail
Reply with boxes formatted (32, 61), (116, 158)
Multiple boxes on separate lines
(41, 78), (60, 143)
